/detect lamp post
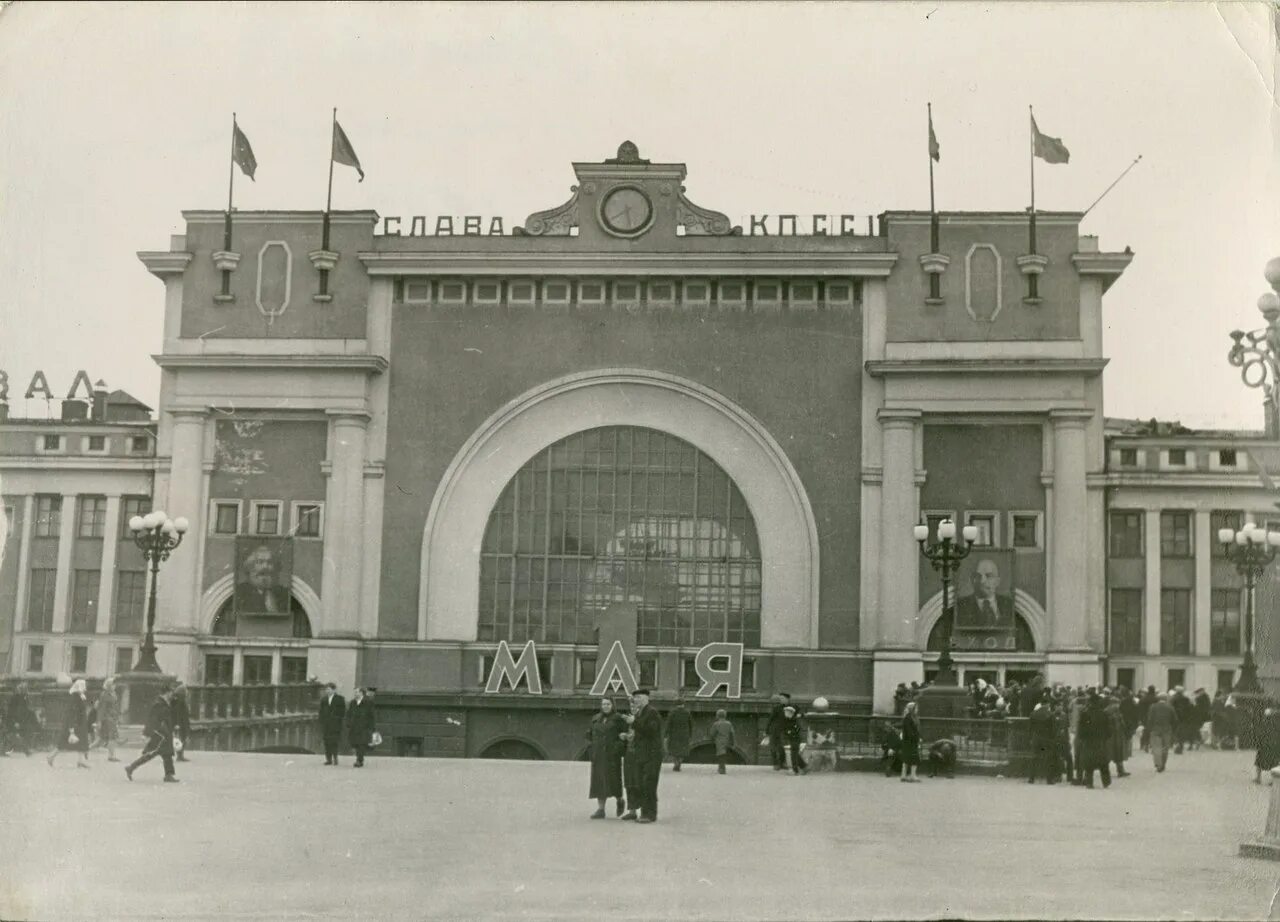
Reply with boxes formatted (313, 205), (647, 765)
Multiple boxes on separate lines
(1218, 522), (1279, 697)
(915, 518), (980, 686)
(128, 509), (189, 673)
(1227, 256), (1280, 437)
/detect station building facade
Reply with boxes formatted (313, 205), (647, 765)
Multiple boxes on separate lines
(15, 143), (1143, 759)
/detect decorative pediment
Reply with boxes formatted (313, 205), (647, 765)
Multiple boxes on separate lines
(520, 186), (581, 237)
(677, 187), (739, 237)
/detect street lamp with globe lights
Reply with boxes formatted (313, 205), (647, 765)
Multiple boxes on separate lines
(1217, 521), (1280, 700)
(915, 518), (980, 686)
(128, 510), (189, 673)
(1227, 257), (1280, 436)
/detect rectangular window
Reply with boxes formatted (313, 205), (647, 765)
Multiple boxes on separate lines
(576, 656), (597, 687)
(1115, 668), (1137, 693)
(34, 495), (62, 537)
(1108, 511), (1143, 558)
(26, 568), (57, 631)
(281, 656), (308, 684)
(130, 435), (150, 453)
(212, 501), (240, 535)
(1118, 448), (1138, 466)
(1218, 669), (1236, 694)
(682, 281), (710, 308)
(1219, 449), (1238, 467)
(717, 280), (746, 310)
(120, 497), (150, 537)
(923, 511), (956, 543)
(78, 496), (107, 538)
(753, 280), (781, 310)
(1167, 668), (1186, 691)
(507, 281), (535, 307)
(1211, 510), (1243, 557)
(242, 654), (274, 685)
(253, 502), (281, 536)
(1210, 588), (1241, 656)
(473, 281), (501, 305)
(1167, 448), (1187, 466)
(27, 644), (44, 672)
(114, 647), (135, 675)
(293, 502), (323, 538)
(1109, 588), (1143, 654)
(70, 569), (100, 633)
(647, 281), (676, 307)
(403, 280), (432, 303)
(204, 653), (234, 686)
(1160, 511), (1193, 558)
(541, 280), (570, 308)
(577, 281), (606, 307)
(638, 657), (657, 689)
(42, 434), (62, 451)
(437, 281), (467, 304)
(69, 645), (88, 674)
(741, 659), (756, 691)
(681, 658), (701, 690)
(87, 435), (107, 452)
(113, 571), (147, 635)
(964, 512), (997, 547)
(1010, 512), (1043, 550)
(1160, 589), (1193, 656)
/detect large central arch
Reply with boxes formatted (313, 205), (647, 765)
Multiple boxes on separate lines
(419, 369), (820, 647)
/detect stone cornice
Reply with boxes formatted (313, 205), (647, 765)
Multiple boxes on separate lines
(1072, 251), (1134, 293)
(358, 251), (899, 278)
(150, 353), (388, 375)
(1102, 471), (1280, 489)
(137, 251), (193, 279)
(881, 210), (1084, 227)
(0, 456), (157, 473)
(181, 210), (380, 226)
(865, 358), (1108, 377)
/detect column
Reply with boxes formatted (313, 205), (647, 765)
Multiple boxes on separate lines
(877, 409), (922, 648)
(1143, 509), (1162, 656)
(95, 494), (122, 635)
(50, 492), (78, 634)
(156, 410), (207, 633)
(10, 495), (34, 671)
(320, 412), (368, 637)
(1048, 411), (1091, 650)
(1194, 510), (1212, 661)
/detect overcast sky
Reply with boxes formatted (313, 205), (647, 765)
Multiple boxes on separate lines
(1, 2), (1277, 429)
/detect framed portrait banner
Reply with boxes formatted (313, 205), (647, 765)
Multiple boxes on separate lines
(950, 548), (1017, 652)
(233, 536), (294, 617)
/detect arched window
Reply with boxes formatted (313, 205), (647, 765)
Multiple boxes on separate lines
(211, 596), (312, 639)
(478, 426), (762, 647)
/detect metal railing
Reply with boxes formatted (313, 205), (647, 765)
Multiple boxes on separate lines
(804, 713), (1033, 766)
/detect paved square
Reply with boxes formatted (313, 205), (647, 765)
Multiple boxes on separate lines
(1, 748), (1275, 921)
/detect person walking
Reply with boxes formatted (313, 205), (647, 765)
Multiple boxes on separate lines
(1138, 686), (1157, 752)
(765, 693), (788, 771)
(1028, 694), (1057, 784)
(626, 689), (663, 823)
(900, 701), (922, 783)
(587, 697), (627, 817)
(1146, 692), (1177, 773)
(172, 683), (192, 762)
(664, 697), (693, 772)
(125, 687), (178, 783)
(47, 679), (93, 770)
(3, 683), (38, 756)
(345, 686), (377, 768)
(1077, 690), (1113, 789)
(1192, 688), (1212, 748)
(1170, 687), (1194, 754)
(1104, 692), (1131, 778)
(1069, 689), (1087, 784)
(93, 677), (122, 762)
(782, 704), (808, 775)
(1255, 707), (1280, 785)
(317, 682), (346, 766)
(709, 709), (736, 775)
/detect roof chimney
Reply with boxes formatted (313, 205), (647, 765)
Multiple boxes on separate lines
(61, 399), (88, 421)
(92, 379), (109, 422)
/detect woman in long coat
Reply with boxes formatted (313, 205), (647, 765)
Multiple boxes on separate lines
(664, 700), (693, 771)
(588, 698), (626, 818)
(345, 687), (377, 768)
(899, 701), (921, 782)
(95, 677), (121, 762)
(47, 679), (92, 769)
(1077, 693), (1113, 788)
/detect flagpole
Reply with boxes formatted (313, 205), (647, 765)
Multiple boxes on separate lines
(1028, 105), (1037, 256)
(222, 113), (237, 299)
(324, 108), (336, 251)
(928, 103), (938, 254)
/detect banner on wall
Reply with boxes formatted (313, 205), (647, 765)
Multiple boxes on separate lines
(233, 536), (294, 617)
(950, 548), (1018, 652)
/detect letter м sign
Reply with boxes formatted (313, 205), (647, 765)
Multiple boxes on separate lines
(484, 640), (543, 694)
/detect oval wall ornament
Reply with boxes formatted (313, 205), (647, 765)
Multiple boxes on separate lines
(964, 242), (1002, 322)
(256, 240), (293, 323)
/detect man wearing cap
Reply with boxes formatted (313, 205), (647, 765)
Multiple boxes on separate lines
(626, 689), (664, 823)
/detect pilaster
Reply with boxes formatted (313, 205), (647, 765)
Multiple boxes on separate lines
(1194, 510), (1212, 657)
(877, 408), (922, 649)
(1144, 508), (1162, 656)
(157, 410), (207, 633)
(322, 411), (369, 637)
(1048, 410), (1091, 650)
(10, 494), (34, 671)
(95, 495), (122, 635)
(50, 492), (77, 634)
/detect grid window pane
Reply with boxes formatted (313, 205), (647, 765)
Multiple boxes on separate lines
(478, 426), (762, 648)
(114, 571), (147, 634)
(1210, 588), (1241, 656)
(1160, 588), (1193, 655)
(121, 497), (151, 537)
(204, 654), (234, 685)
(1109, 512), (1142, 558)
(967, 515), (995, 547)
(295, 504), (322, 538)
(1160, 512), (1193, 558)
(115, 647), (135, 674)
(27, 645), (44, 672)
(26, 569), (57, 631)
(70, 569), (100, 633)
(35, 496), (61, 537)
(1012, 515), (1040, 548)
(214, 503), (240, 535)
(255, 505), (280, 535)
(281, 656), (308, 683)
(70, 645), (88, 673)
(78, 497), (106, 537)
(1109, 588), (1142, 654)
(243, 655), (273, 685)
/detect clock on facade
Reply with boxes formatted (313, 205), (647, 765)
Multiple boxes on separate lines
(600, 186), (653, 236)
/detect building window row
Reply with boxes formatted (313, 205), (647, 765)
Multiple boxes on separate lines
(1112, 446), (1242, 471)
(397, 277), (860, 314)
(23, 642), (136, 676)
(30, 433), (151, 456)
(200, 651), (309, 686)
(922, 510), (1043, 550)
(210, 499), (324, 539)
(1108, 586), (1242, 656)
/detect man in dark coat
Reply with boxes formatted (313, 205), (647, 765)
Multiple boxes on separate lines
(880, 722), (903, 777)
(664, 698), (693, 772)
(1053, 700), (1073, 783)
(765, 693), (788, 771)
(172, 684), (192, 763)
(781, 705), (808, 775)
(1104, 692), (1130, 778)
(1170, 687), (1194, 753)
(1138, 686), (1157, 751)
(626, 689), (664, 823)
(125, 688), (178, 783)
(1192, 688), (1211, 748)
(1077, 691), (1113, 789)
(1028, 695), (1057, 784)
(1019, 674), (1044, 720)
(345, 687), (377, 768)
(318, 682), (346, 766)
(927, 738), (957, 778)
(3, 684), (38, 756)
(1146, 693), (1177, 772)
